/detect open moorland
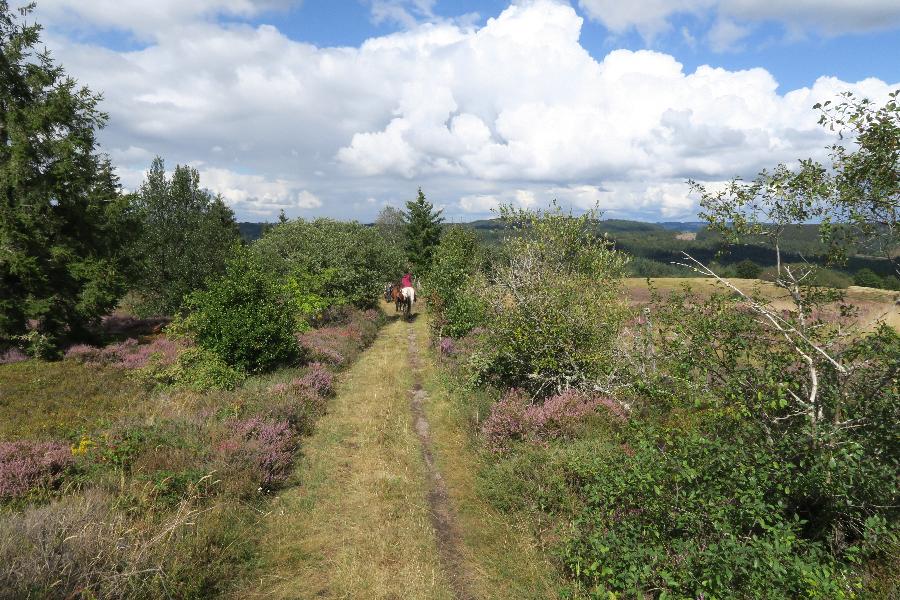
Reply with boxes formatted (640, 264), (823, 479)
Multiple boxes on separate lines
(2, 3), (898, 599)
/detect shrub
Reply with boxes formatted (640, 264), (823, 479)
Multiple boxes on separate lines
(0, 347), (27, 365)
(0, 441), (74, 499)
(159, 347), (245, 391)
(560, 424), (868, 598)
(426, 227), (487, 338)
(735, 258), (762, 279)
(181, 250), (300, 373)
(473, 204), (629, 395)
(218, 417), (297, 491)
(854, 267), (885, 288)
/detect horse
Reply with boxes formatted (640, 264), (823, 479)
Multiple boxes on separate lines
(390, 283), (405, 313)
(389, 282), (412, 317)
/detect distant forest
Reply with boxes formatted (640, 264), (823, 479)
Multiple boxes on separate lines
(239, 219), (899, 289)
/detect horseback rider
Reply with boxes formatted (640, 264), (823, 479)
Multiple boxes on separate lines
(401, 271), (415, 304)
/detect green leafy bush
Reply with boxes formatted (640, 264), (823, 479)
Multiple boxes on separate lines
(561, 422), (859, 599)
(162, 347), (245, 391)
(471, 204), (629, 396)
(735, 258), (762, 279)
(180, 251), (300, 373)
(252, 218), (404, 308)
(854, 268), (884, 288)
(425, 227), (487, 338)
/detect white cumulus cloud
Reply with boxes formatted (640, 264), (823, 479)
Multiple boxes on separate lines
(577, 0), (900, 45)
(30, 0), (900, 221)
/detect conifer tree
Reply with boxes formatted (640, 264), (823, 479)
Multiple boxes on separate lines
(402, 188), (443, 274)
(0, 2), (134, 353)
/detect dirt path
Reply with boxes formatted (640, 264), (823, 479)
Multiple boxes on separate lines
(407, 324), (475, 600)
(242, 313), (454, 599)
(241, 305), (559, 599)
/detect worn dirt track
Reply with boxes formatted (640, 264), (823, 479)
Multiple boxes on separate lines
(407, 323), (476, 600)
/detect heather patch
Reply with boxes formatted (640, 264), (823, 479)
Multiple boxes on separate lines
(439, 337), (455, 356)
(0, 441), (75, 499)
(218, 417), (297, 491)
(296, 309), (381, 368)
(481, 389), (624, 453)
(65, 336), (182, 370)
(0, 347), (28, 365)
(296, 362), (335, 397)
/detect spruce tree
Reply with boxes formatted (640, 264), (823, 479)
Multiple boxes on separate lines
(0, 2), (134, 353)
(402, 188), (443, 274)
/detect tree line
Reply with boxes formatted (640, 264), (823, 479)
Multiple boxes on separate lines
(0, 3), (446, 359)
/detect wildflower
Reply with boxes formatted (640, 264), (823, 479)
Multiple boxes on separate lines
(71, 436), (96, 456)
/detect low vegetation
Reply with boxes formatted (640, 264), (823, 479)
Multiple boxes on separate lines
(1, 3), (897, 598)
(425, 96), (899, 596)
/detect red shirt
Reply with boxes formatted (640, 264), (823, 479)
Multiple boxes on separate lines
(402, 273), (413, 287)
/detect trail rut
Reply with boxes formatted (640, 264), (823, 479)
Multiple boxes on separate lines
(406, 324), (476, 600)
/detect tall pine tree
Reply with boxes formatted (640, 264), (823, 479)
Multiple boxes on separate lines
(0, 2), (134, 353)
(402, 188), (443, 275)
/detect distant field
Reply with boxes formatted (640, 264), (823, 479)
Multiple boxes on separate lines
(624, 277), (899, 331)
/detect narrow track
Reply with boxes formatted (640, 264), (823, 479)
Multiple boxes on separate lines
(406, 324), (476, 600)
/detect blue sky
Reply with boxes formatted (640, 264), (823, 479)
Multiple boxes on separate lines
(34, 0), (900, 221)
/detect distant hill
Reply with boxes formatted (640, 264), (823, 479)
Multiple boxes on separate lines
(237, 218), (896, 282)
(238, 222), (272, 243)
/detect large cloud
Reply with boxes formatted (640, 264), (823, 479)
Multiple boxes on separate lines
(32, 0), (899, 221)
(577, 0), (900, 45)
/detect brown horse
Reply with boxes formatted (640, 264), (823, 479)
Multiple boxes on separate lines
(390, 283), (404, 313)
(390, 282), (412, 316)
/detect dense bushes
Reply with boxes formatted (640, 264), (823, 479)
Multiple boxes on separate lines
(471, 205), (629, 396)
(560, 421), (864, 598)
(252, 218), (404, 309)
(179, 250), (300, 374)
(425, 227), (486, 338)
(431, 198), (898, 596)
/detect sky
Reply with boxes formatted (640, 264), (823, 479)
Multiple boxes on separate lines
(30, 0), (900, 222)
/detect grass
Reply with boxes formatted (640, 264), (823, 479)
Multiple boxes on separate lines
(242, 313), (453, 599)
(415, 314), (564, 599)
(624, 277), (899, 331)
(0, 360), (145, 441)
(1, 310), (385, 598)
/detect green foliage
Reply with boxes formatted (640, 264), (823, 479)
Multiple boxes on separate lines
(817, 91), (900, 276)
(283, 274), (331, 331)
(425, 227), (486, 338)
(472, 203), (629, 396)
(854, 268), (884, 288)
(403, 188), (444, 275)
(180, 250), (300, 373)
(561, 421), (864, 599)
(0, 3), (134, 348)
(252, 218), (403, 308)
(735, 258), (762, 279)
(158, 347), (245, 391)
(128, 157), (241, 316)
